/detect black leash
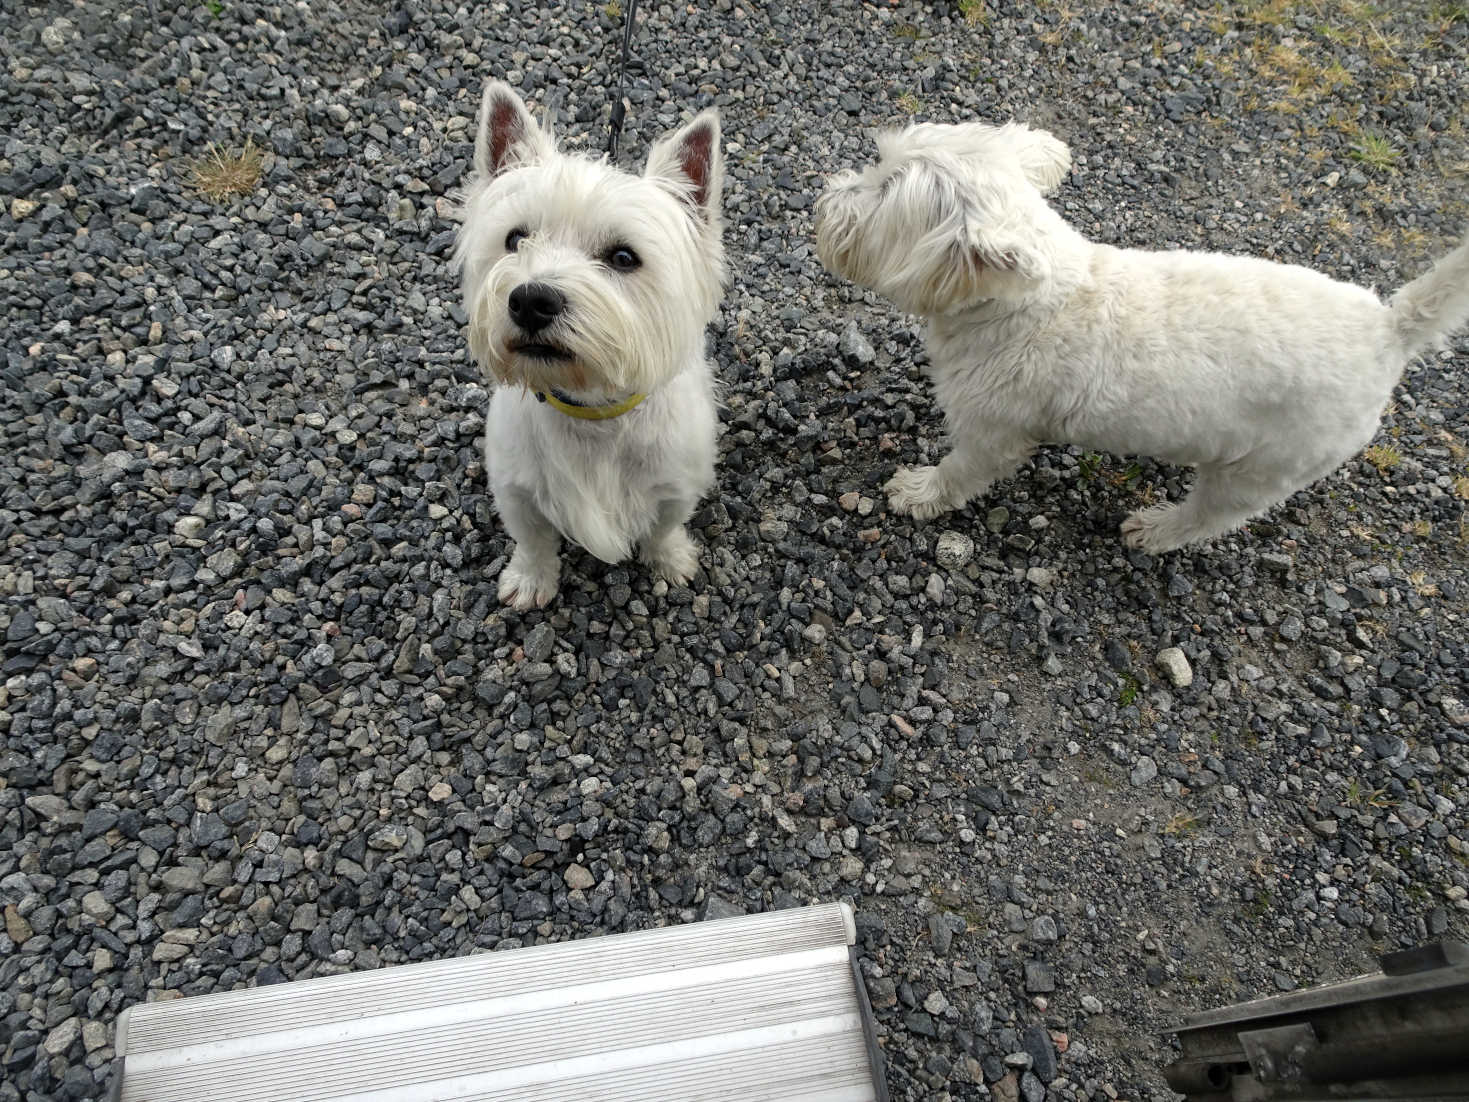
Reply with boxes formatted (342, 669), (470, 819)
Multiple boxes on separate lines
(606, 0), (641, 160)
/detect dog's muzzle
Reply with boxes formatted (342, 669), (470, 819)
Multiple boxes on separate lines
(507, 281), (565, 334)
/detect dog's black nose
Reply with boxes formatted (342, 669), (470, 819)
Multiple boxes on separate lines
(507, 282), (565, 333)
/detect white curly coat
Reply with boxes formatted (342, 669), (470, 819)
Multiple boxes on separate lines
(815, 120), (1469, 552)
(455, 82), (725, 608)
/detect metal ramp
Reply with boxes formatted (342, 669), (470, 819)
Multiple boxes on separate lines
(110, 901), (887, 1102)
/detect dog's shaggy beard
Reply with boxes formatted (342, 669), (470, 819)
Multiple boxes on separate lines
(460, 163), (723, 398)
(467, 237), (718, 398)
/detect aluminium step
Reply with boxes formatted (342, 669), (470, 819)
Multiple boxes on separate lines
(110, 900), (888, 1102)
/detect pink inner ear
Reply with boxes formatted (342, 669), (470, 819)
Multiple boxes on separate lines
(489, 98), (525, 173)
(678, 125), (714, 208)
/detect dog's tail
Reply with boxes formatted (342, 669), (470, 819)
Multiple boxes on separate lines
(1389, 231), (1469, 357)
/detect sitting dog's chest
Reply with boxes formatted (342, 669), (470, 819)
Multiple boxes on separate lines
(483, 388), (709, 562)
(531, 425), (655, 513)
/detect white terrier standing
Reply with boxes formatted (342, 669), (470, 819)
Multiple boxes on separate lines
(456, 82), (726, 608)
(815, 121), (1469, 553)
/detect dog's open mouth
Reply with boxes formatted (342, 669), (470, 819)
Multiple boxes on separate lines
(509, 340), (573, 362)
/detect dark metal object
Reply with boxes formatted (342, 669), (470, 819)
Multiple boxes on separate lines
(849, 947), (892, 1102)
(605, 0), (641, 159)
(1164, 940), (1469, 1101)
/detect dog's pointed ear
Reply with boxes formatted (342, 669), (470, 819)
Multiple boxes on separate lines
(1006, 122), (1071, 195)
(475, 80), (554, 178)
(646, 110), (723, 224)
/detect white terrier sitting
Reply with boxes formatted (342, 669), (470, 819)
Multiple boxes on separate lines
(815, 121), (1469, 553)
(456, 81), (726, 608)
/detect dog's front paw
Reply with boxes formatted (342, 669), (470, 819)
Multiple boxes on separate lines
(884, 466), (951, 522)
(497, 551), (560, 610)
(642, 527), (699, 587)
(1121, 504), (1190, 555)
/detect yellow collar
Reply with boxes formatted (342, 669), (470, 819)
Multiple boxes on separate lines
(535, 388), (648, 421)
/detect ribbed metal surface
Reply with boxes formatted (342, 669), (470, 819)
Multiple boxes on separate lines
(114, 902), (880, 1102)
(125, 899), (853, 1054)
(459, 1034), (878, 1102)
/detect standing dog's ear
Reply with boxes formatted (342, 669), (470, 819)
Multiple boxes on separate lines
(645, 110), (724, 226)
(475, 80), (555, 179)
(1003, 122), (1071, 195)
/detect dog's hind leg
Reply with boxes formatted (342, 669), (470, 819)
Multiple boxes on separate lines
(496, 487), (563, 609)
(1120, 462), (1298, 554)
(885, 434), (1033, 522)
(640, 498), (701, 586)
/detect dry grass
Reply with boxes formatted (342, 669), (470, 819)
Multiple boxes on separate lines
(189, 138), (263, 202)
(1163, 812), (1203, 836)
(958, 0), (989, 24)
(1364, 443), (1402, 472)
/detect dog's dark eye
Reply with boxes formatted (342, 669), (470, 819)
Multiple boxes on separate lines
(605, 245), (641, 272)
(505, 227), (528, 252)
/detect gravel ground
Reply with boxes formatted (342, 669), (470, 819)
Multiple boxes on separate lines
(3, 1), (1468, 1099)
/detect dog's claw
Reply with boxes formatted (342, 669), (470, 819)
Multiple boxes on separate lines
(884, 465), (950, 522)
(497, 557), (560, 610)
(1121, 505), (1189, 554)
(642, 528), (700, 587)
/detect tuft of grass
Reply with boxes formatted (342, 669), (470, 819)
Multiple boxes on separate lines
(1350, 132), (1402, 173)
(603, 0), (621, 17)
(1108, 462), (1144, 488)
(1239, 0), (1294, 27)
(206, 0), (223, 15)
(1245, 886), (1273, 922)
(1118, 675), (1140, 707)
(190, 138), (263, 202)
(1345, 777), (1398, 809)
(896, 92), (921, 115)
(894, 21), (921, 40)
(1364, 443), (1402, 472)
(1164, 812), (1203, 835)
(958, 0), (989, 24)
(1079, 452), (1103, 482)
(1434, 3), (1469, 26)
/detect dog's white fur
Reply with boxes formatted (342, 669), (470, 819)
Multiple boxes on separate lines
(455, 81), (726, 608)
(815, 120), (1469, 553)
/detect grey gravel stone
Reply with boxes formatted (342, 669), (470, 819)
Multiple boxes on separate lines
(522, 623), (556, 663)
(1022, 1025), (1058, 1083)
(1024, 962), (1056, 993)
(839, 322), (876, 366)
(1156, 647), (1194, 688)
(935, 531), (974, 570)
